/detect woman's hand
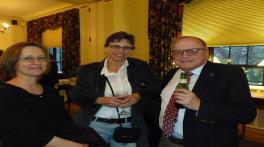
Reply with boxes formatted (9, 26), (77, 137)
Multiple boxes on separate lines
(120, 93), (141, 108)
(95, 96), (124, 107)
(95, 92), (141, 108)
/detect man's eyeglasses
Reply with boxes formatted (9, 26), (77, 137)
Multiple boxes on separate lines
(19, 56), (47, 62)
(172, 48), (205, 56)
(109, 45), (135, 51)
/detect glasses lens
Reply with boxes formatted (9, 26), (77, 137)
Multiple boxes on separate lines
(37, 56), (47, 62)
(23, 56), (34, 62)
(110, 45), (120, 49)
(172, 50), (182, 56)
(186, 48), (198, 56)
(122, 46), (132, 50)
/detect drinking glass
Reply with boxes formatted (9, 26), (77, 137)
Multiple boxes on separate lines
(115, 91), (128, 100)
(115, 91), (129, 115)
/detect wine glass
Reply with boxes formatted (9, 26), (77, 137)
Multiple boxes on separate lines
(115, 90), (129, 115)
(115, 91), (128, 100)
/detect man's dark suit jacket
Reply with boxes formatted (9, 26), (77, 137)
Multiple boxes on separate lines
(162, 61), (256, 147)
(70, 58), (160, 147)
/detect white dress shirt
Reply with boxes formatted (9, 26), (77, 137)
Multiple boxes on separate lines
(95, 58), (132, 119)
(159, 64), (205, 139)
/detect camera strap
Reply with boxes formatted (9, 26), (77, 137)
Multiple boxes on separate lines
(105, 77), (122, 127)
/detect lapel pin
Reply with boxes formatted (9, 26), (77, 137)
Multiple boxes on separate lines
(209, 73), (214, 77)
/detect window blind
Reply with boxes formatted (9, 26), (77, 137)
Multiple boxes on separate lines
(182, 0), (264, 46)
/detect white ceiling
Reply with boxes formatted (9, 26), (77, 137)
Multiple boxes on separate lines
(0, 0), (99, 20)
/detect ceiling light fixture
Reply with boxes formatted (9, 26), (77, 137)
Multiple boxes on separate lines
(0, 22), (10, 33)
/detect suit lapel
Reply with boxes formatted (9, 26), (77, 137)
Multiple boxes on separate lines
(127, 59), (136, 91)
(95, 61), (107, 96)
(192, 61), (216, 95)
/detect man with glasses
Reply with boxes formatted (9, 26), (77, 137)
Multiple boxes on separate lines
(158, 36), (256, 147)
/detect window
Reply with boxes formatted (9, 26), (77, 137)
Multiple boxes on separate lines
(210, 46), (264, 86)
(47, 47), (62, 73)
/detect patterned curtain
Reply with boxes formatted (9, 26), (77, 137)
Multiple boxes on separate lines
(148, 1), (183, 77)
(61, 9), (80, 76)
(27, 9), (80, 76)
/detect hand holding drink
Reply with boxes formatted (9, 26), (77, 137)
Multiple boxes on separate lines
(114, 91), (140, 108)
(174, 72), (189, 108)
(115, 91), (129, 115)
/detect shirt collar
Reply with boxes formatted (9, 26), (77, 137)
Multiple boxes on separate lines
(179, 61), (206, 76)
(190, 62), (206, 76)
(100, 58), (129, 76)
